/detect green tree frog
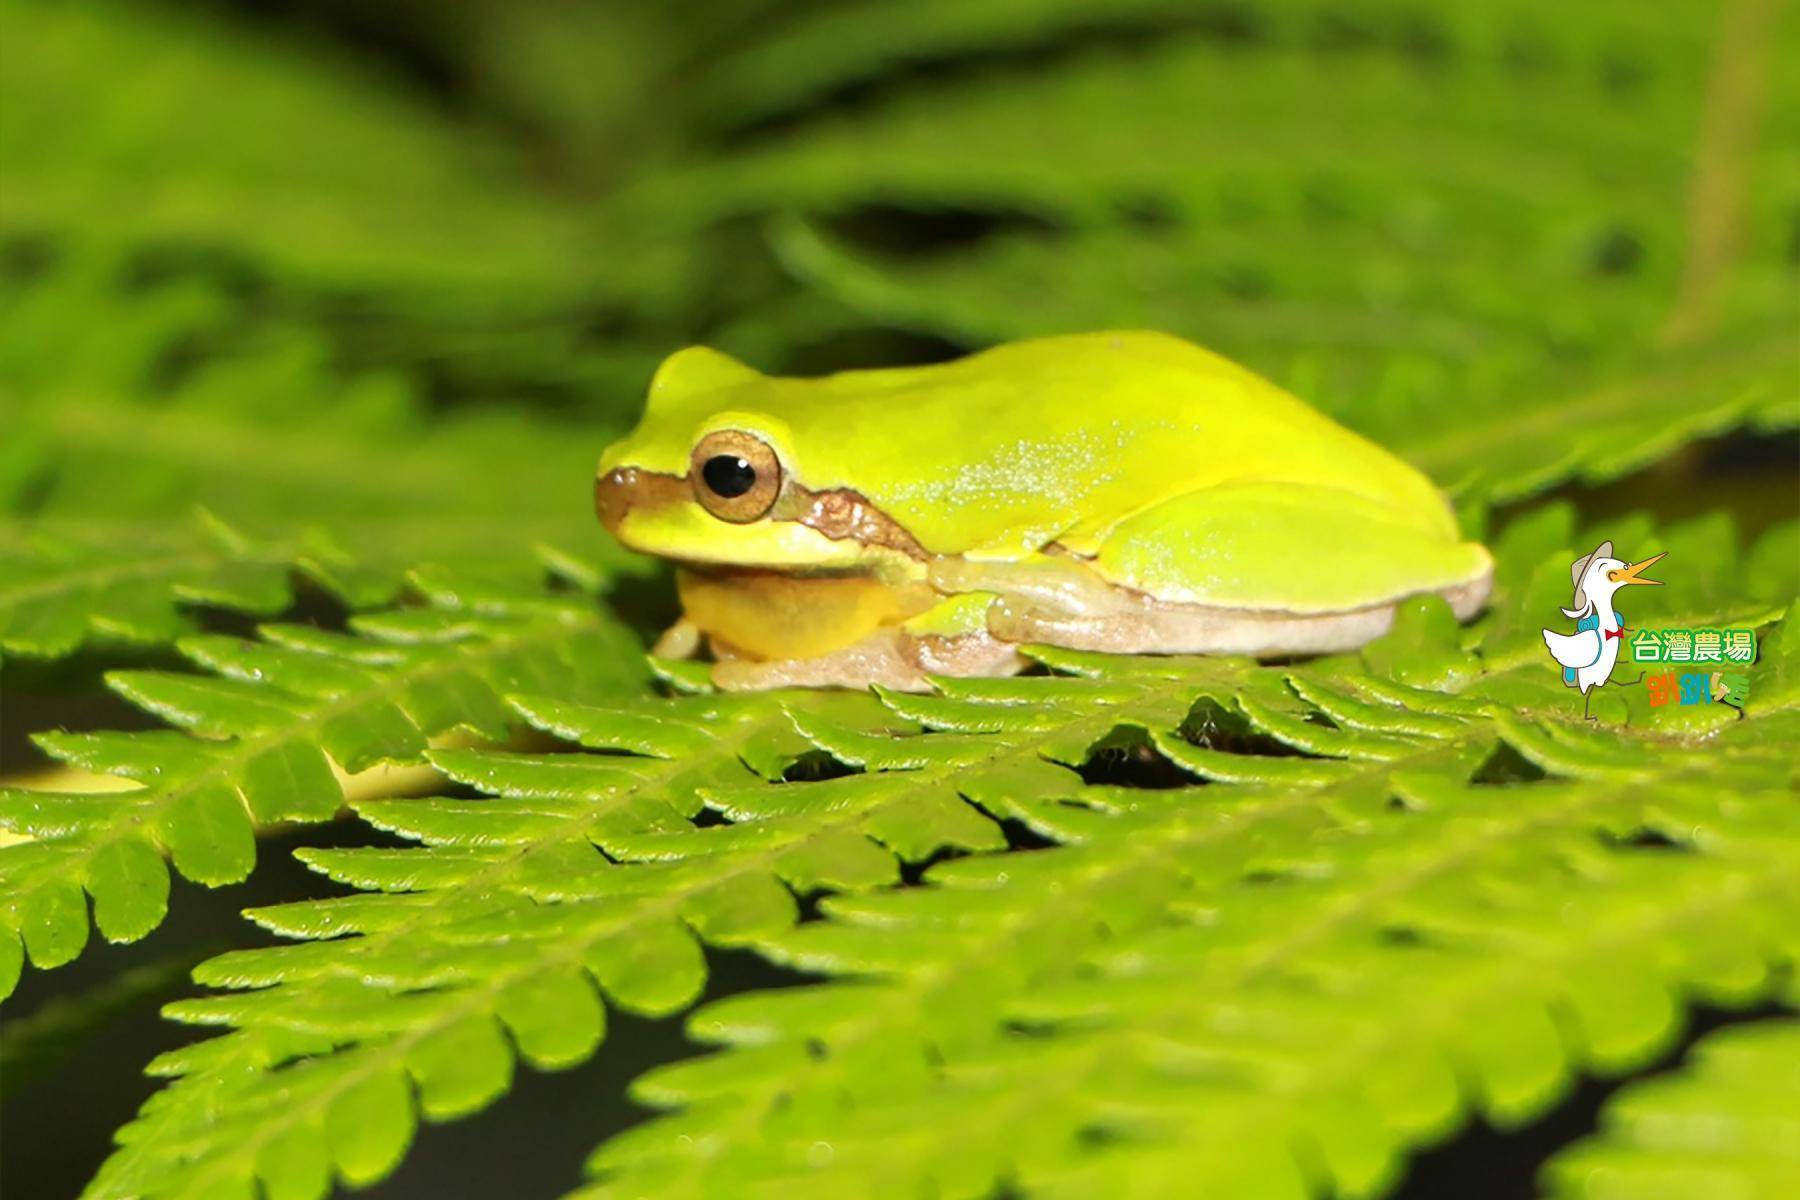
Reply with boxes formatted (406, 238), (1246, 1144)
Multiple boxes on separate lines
(596, 331), (1491, 690)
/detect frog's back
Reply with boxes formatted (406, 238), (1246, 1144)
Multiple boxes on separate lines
(774, 331), (1454, 557)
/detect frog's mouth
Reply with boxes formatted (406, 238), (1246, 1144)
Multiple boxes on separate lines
(595, 467), (927, 562)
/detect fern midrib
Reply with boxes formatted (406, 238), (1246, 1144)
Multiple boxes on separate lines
(5, 606), (608, 927)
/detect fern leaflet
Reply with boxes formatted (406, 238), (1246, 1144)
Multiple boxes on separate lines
(1543, 1018), (1800, 1199)
(0, 570), (645, 994)
(0, 516), (297, 661)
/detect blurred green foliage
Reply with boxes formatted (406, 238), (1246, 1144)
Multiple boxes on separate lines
(4, 0), (1793, 551)
(2, 1), (1797, 1197)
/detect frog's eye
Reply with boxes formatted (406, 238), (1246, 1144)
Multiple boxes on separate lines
(691, 430), (782, 523)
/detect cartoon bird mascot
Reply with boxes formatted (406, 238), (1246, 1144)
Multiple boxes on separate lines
(1541, 541), (1664, 721)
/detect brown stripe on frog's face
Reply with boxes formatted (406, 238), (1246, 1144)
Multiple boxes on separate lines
(594, 465), (686, 538)
(594, 462), (927, 562)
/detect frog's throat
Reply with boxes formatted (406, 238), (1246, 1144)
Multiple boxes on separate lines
(595, 466), (928, 560)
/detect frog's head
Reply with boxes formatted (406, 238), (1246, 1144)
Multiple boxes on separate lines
(596, 347), (925, 572)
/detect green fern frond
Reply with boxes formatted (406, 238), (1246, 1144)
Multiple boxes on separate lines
(0, 0), (597, 302)
(574, 551), (1795, 1196)
(73, 501), (1800, 1199)
(78, 688), (904, 1200)
(641, 0), (1798, 503)
(771, 218), (1798, 505)
(0, 278), (620, 525)
(0, 574), (645, 996)
(586, 782), (1794, 1198)
(1385, 321), (1798, 503)
(1542, 1018), (1800, 1200)
(0, 515), (296, 660)
(693, 0), (1723, 134)
(578, 633), (1797, 1198)
(10, 391), (614, 542)
(84, 668), (1201, 1200)
(0, 508), (653, 665)
(0, 258), (649, 568)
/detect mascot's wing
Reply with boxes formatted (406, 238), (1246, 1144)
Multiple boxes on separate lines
(1542, 627), (1601, 669)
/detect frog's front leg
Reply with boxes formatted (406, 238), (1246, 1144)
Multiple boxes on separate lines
(927, 554), (1146, 646)
(710, 616), (1024, 692)
(950, 567), (1200, 654)
(681, 574), (1023, 691)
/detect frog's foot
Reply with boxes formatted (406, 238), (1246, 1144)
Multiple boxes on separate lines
(708, 625), (1025, 692)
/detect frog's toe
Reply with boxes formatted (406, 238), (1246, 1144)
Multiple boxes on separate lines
(651, 618), (702, 660)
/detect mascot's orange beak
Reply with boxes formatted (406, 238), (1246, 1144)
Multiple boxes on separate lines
(1607, 552), (1665, 586)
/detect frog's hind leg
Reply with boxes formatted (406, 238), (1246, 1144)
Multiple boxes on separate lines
(944, 482), (1492, 658)
(986, 584), (1485, 657)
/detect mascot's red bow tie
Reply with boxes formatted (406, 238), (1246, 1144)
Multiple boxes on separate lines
(1604, 627), (1628, 641)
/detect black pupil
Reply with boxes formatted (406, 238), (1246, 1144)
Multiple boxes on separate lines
(702, 455), (757, 499)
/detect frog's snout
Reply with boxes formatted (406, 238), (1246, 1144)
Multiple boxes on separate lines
(594, 468), (635, 536)
(595, 464), (694, 546)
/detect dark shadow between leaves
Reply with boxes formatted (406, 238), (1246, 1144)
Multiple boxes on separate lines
(0, 820), (412, 1200)
(1385, 1000), (1790, 1200)
(1470, 740), (1549, 786)
(361, 946), (816, 1200)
